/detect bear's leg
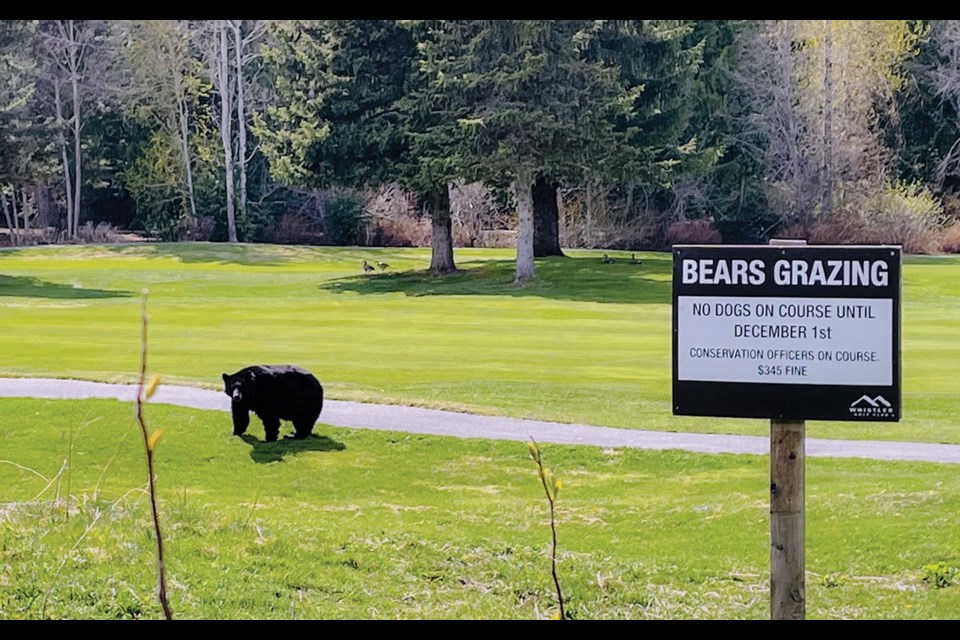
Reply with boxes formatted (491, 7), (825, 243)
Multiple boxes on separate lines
(232, 403), (250, 436)
(260, 415), (281, 443)
(292, 414), (318, 439)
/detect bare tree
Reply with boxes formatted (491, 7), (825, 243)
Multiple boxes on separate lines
(821, 20), (834, 219)
(1, 189), (18, 245)
(734, 20), (920, 228)
(230, 20), (267, 228)
(733, 20), (820, 227)
(930, 21), (960, 187)
(117, 20), (203, 221)
(216, 20), (237, 242)
(53, 80), (74, 235)
(37, 20), (107, 238)
(231, 21), (248, 226)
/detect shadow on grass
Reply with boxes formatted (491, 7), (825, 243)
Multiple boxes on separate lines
(0, 275), (133, 299)
(318, 253), (672, 304)
(0, 242), (314, 267)
(96, 242), (304, 267)
(240, 432), (346, 464)
(134, 243), (414, 270)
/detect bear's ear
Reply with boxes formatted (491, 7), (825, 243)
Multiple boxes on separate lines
(222, 373), (229, 383)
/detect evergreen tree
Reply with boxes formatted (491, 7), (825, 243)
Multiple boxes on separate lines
(256, 20), (464, 271)
(419, 20), (623, 283)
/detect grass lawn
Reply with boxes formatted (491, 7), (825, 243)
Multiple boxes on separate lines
(1, 398), (958, 620)
(0, 243), (958, 443)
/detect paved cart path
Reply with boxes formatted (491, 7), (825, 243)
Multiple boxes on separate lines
(1, 377), (959, 464)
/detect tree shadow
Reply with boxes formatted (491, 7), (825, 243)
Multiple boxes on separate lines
(318, 253), (672, 304)
(0, 275), (133, 299)
(0, 242), (303, 267)
(93, 242), (305, 267)
(240, 432), (346, 464)
(2, 242), (398, 269)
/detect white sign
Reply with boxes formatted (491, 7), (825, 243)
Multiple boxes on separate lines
(677, 296), (893, 386)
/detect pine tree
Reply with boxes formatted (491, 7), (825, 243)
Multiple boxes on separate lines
(418, 20), (623, 283)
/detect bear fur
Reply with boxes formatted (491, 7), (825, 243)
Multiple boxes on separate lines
(222, 365), (324, 442)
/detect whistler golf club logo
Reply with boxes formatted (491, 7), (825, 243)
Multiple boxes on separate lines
(849, 394), (894, 417)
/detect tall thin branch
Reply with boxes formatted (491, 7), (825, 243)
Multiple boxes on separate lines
(528, 437), (564, 620)
(136, 290), (173, 620)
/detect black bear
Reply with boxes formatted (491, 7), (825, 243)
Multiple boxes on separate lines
(222, 365), (324, 442)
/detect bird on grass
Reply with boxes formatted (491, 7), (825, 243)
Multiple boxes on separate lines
(629, 253), (643, 265)
(377, 261), (389, 271)
(601, 253), (615, 264)
(362, 260), (375, 274)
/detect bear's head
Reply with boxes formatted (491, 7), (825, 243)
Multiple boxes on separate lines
(222, 371), (255, 405)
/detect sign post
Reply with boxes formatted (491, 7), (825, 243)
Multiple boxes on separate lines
(671, 242), (901, 620)
(769, 238), (806, 621)
(770, 418), (805, 619)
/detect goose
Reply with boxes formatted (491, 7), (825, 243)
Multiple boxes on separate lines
(362, 260), (375, 273)
(377, 261), (389, 271)
(601, 253), (615, 264)
(629, 253), (642, 265)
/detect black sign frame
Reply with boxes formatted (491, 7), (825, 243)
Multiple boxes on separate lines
(672, 245), (901, 421)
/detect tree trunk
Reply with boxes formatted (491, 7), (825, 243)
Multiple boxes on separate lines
(585, 180), (593, 245)
(428, 184), (456, 274)
(34, 184), (51, 230)
(533, 173), (564, 257)
(71, 75), (82, 235)
(1, 190), (16, 246)
(177, 96), (198, 219)
(9, 187), (20, 245)
(54, 81), (74, 238)
(218, 21), (237, 243)
(514, 167), (535, 284)
(21, 189), (30, 239)
(232, 21), (248, 226)
(821, 20), (834, 220)
(68, 21), (83, 237)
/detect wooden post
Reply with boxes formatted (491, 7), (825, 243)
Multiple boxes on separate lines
(769, 237), (806, 620)
(770, 419), (805, 619)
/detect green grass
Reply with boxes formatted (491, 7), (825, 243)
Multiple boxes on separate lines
(1, 243), (958, 443)
(1, 398), (958, 619)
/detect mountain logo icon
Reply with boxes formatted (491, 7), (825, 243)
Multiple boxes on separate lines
(850, 395), (892, 408)
(849, 394), (894, 418)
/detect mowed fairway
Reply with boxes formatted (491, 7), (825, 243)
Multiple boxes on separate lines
(1, 243), (959, 442)
(2, 244), (960, 619)
(1, 399), (959, 620)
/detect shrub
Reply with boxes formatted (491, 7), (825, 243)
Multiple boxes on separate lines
(1, 226), (60, 246)
(324, 192), (365, 246)
(365, 183), (417, 221)
(451, 181), (503, 247)
(369, 215), (431, 247)
(939, 222), (960, 253)
(665, 219), (722, 246)
(862, 182), (944, 254)
(75, 222), (123, 244)
(268, 213), (321, 245)
(176, 216), (216, 242)
(778, 224), (810, 241)
(921, 562), (959, 589)
(807, 218), (865, 245)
